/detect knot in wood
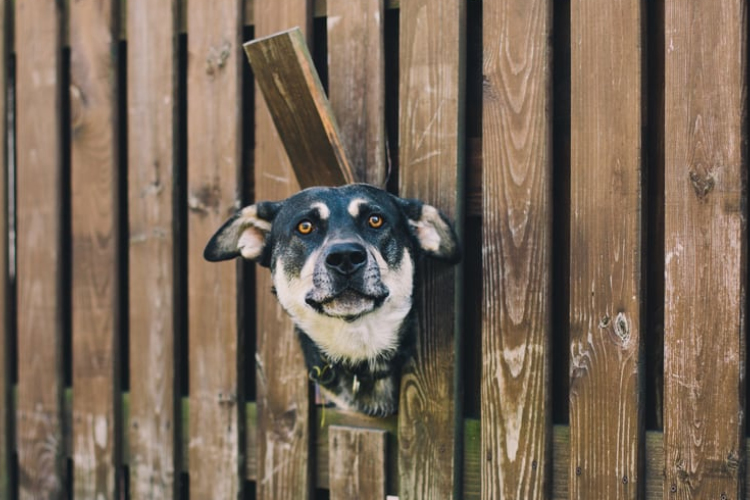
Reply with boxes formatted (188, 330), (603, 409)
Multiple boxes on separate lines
(688, 166), (715, 201)
(206, 41), (232, 77)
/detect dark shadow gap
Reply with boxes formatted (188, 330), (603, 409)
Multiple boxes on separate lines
(550, 0), (571, 426)
(384, 7), (399, 193)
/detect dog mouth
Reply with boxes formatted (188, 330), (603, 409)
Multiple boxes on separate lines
(305, 288), (388, 321)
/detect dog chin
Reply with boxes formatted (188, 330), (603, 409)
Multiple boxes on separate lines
(310, 290), (385, 322)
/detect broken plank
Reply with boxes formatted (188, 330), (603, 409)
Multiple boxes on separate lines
(244, 28), (354, 189)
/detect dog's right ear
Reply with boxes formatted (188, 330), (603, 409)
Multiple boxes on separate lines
(203, 201), (282, 265)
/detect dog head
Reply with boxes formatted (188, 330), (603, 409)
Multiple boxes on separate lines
(204, 184), (459, 413)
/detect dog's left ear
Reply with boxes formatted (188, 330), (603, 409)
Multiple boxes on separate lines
(204, 201), (282, 265)
(393, 196), (461, 263)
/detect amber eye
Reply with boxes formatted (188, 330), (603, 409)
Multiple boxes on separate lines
(297, 220), (314, 235)
(368, 214), (384, 229)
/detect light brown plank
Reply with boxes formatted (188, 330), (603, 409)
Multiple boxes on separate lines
(568, 1), (643, 498)
(481, 0), (551, 498)
(15, 1), (65, 497)
(253, 3), (312, 499)
(397, 0), (465, 498)
(0, 0), (9, 496)
(329, 426), (387, 500)
(663, 1), (746, 498)
(127, 0), (179, 498)
(327, 0), (386, 185)
(187, 0), (244, 497)
(70, 0), (120, 496)
(243, 29), (354, 189)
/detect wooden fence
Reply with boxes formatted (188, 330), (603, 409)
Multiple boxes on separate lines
(0, 0), (746, 499)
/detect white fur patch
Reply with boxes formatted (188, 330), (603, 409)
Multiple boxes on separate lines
(311, 202), (330, 220)
(272, 248), (415, 364)
(347, 198), (368, 218)
(230, 205), (271, 260)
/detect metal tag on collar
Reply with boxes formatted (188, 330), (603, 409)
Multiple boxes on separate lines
(352, 375), (361, 395)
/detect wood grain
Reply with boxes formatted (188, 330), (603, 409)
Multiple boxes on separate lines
(568, 1), (644, 498)
(481, 0), (551, 498)
(0, 0), (9, 496)
(397, 0), (465, 498)
(127, 0), (179, 498)
(15, 1), (65, 497)
(243, 28), (354, 189)
(569, 1), (643, 498)
(663, 1), (747, 498)
(187, 0), (244, 497)
(327, 0), (386, 185)
(253, 3), (312, 499)
(329, 426), (387, 500)
(70, 0), (121, 496)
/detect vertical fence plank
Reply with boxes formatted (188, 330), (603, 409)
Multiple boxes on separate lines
(253, 3), (312, 499)
(481, 0), (551, 498)
(70, 0), (121, 496)
(664, 1), (746, 498)
(187, 0), (244, 497)
(398, 0), (465, 498)
(128, 0), (179, 498)
(568, 0), (643, 498)
(327, 0), (386, 185)
(15, 1), (65, 497)
(329, 426), (387, 500)
(0, 0), (9, 497)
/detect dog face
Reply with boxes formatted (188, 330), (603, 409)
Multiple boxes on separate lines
(204, 183), (459, 414)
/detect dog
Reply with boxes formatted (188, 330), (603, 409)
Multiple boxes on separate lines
(204, 184), (459, 416)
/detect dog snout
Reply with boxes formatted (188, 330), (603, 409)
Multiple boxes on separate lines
(325, 242), (367, 277)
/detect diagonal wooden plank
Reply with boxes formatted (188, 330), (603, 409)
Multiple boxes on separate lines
(127, 0), (180, 498)
(568, 0), (644, 498)
(244, 28), (353, 189)
(187, 0), (245, 497)
(327, 0), (386, 185)
(329, 426), (387, 500)
(664, 1), (746, 498)
(15, 0), (66, 497)
(397, 0), (465, 498)
(481, 0), (552, 498)
(252, 5), (313, 500)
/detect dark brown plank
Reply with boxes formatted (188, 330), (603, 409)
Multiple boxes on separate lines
(243, 28), (354, 189)
(663, 1), (746, 498)
(253, 4), (313, 499)
(327, 0), (386, 185)
(186, 0), (244, 497)
(328, 426), (387, 500)
(397, 0), (465, 498)
(15, 1), (65, 497)
(481, 0), (552, 498)
(0, 0), (9, 496)
(70, 0), (120, 496)
(127, 0), (179, 497)
(568, 0), (643, 498)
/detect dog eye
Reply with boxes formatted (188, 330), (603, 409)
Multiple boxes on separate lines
(368, 214), (384, 229)
(297, 220), (314, 235)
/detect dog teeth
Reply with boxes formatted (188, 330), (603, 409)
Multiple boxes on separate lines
(352, 375), (361, 395)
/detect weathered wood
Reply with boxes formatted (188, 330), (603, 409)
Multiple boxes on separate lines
(187, 0), (244, 497)
(0, 0), (9, 497)
(481, 0), (552, 498)
(568, 0), (643, 498)
(327, 0), (386, 185)
(329, 426), (387, 500)
(663, 1), (747, 498)
(127, 0), (179, 498)
(244, 28), (354, 189)
(397, 0), (465, 498)
(14, 0), (65, 497)
(253, 4), (312, 499)
(70, 0), (121, 497)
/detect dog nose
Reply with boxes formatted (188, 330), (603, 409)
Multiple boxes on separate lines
(325, 242), (367, 276)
